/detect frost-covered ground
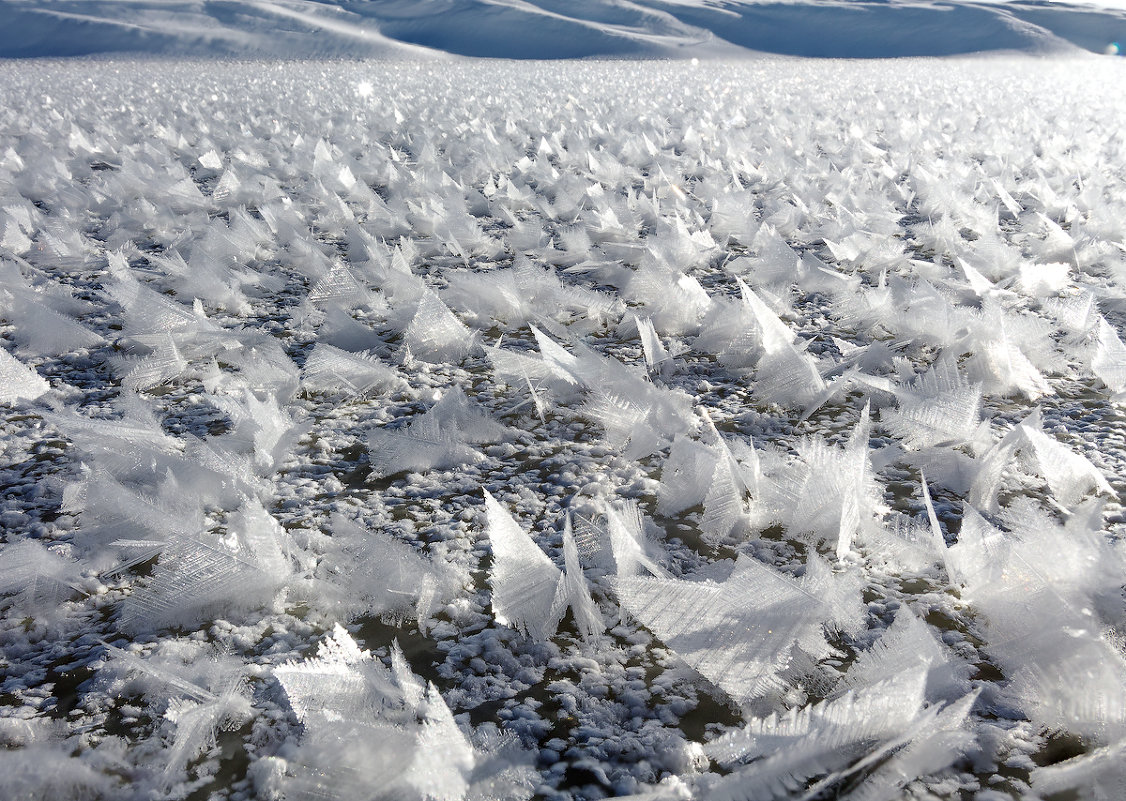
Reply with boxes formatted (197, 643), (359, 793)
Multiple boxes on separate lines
(3, 57), (1126, 801)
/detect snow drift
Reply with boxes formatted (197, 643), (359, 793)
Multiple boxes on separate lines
(0, 0), (1125, 58)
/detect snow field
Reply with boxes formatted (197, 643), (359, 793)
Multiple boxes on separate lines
(2, 57), (1126, 800)
(3, 0), (1126, 58)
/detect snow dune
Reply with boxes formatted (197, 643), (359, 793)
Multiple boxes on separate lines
(0, 0), (1125, 58)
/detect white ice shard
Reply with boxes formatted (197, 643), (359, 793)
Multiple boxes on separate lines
(882, 356), (984, 451)
(103, 644), (252, 787)
(560, 515), (606, 638)
(1091, 316), (1126, 396)
(950, 495), (1126, 740)
(825, 689), (978, 801)
(530, 324), (584, 384)
(368, 421), (485, 478)
(107, 274), (219, 339)
(655, 410), (758, 542)
(68, 468), (203, 567)
(275, 624), (407, 735)
(276, 625), (534, 801)
(486, 340), (580, 413)
(705, 669), (929, 790)
(702, 673), (977, 801)
(700, 437), (752, 543)
(0, 285), (104, 356)
(426, 386), (510, 444)
(215, 336), (302, 401)
(657, 433), (718, 517)
(616, 555), (861, 709)
(1017, 408), (1114, 507)
(0, 741), (118, 800)
(307, 261), (377, 310)
(210, 387), (309, 472)
(736, 277), (796, 353)
(943, 503), (1007, 591)
(1031, 736), (1126, 801)
(601, 499), (670, 579)
(120, 499), (294, 631)
(969, 408), (1113, 512)
(484, 491), (602, 641)
(755, 403), (877, 557)
(317, 305), (383, 352)
(368, 388), (504, 477)
(753, 344), (829, 410)
(0, 346), (49, 403)
(633, 314), (672, 375)
(524, 327), (695, 457)
(962, 304), (1051, 399)
(406, 683), (477, 801)
(45, 400), (182, 480)
(0, 540), (84, 610)
(319, 514), (457, 624)
(707, 667), (924, 760)
(301, 342), (403, 397)
(403, 289), (478, 362)
(919, 476), (956, 580)
(842, 606), (969, 701)
(120, 333), (187, 392)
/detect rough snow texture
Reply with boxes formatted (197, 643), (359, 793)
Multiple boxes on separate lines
(2, 57), (1126, 801)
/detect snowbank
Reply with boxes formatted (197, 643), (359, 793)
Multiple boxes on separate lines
(0, 0), (1124, 58)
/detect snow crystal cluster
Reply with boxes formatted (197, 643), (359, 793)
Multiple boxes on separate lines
(2, 56), (1126, 801)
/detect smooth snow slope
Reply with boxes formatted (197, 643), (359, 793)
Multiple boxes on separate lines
(1, 0), (1125, 58)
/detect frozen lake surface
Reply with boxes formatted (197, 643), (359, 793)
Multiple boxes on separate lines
(2, 57), (1126, 800)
